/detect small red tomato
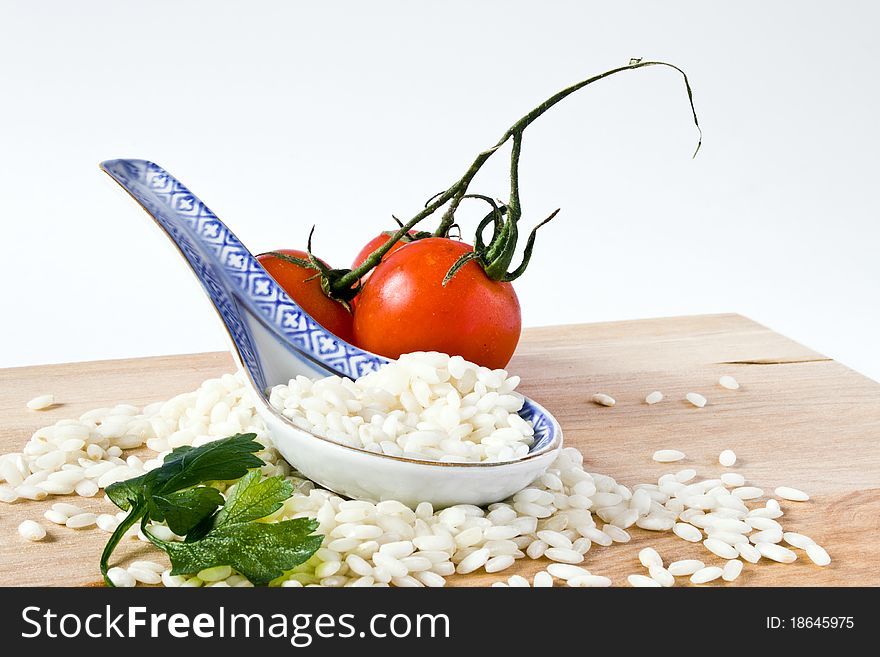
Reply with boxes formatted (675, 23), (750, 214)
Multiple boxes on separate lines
(352, 237), (521, 369)
(351, 231), (416, 284)
(257, 249), (354, 343)
(350, 231), (417, 307)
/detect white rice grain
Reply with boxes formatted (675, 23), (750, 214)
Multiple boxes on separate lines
(747, 517), (782, 532)
(0, 485), (18, 503)
(14, 485), (47, 501)
(704, 538), (739, 559)
(536, 530), (572, 549)
(602, 524), (630, 543)
(96, 514), (119, 532)
(805, 544), (831, 566)
(526, 539), (548, 560)
(648, 565), (675, 587)
(718, 376), (740, 390)
(636, 515), (675, 531)
(545, 547), (584, 564)
(673, 522), (702, 542)
(757, 543), (797, 563)
(690, 566), (723, 584)
(737, 543), (761, 564)
(27, 394), (55, 411)
(131, 560), (165, 573)
(638, 547), (663, 569)
(675, 469), (697, 483)
(107, 567), (136, 588)
(414, 571), (446, 587)
(75, 479), (100, 498)
(18, 519), (46, 541)
(579, 527), (613, 546)
(685, 393), (707, 408)
(732, 486), (764, 500)
(721, 472), (745, 487)
(668, 560), (704, 576)
(533, 571), (554, 587)
(783, 532), (815, 549)
(775, 486), (810, 502)
(128, 567), (162, 585)
(51, 502), (85, 518)
(43, 509), (69, 525)
(722, 559), (743, 582)
(652, 450), (685, 463)
(749, 529), (783, 544)
(485, 555), (515, 573)
(456, 548), (490, 574)
(628, 574), (661, 587)
(547, 564), (590, 580)
(65, 513), (97, 529)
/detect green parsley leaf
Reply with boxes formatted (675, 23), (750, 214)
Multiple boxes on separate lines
(163, 518), (323, 586)
(150, 433), (265, 493)
(104, 476), (144, 511)
(100, 434), (268, 586)
(214, 470), (293, 527)
(154, 468), (319, 585)
(104, 433), (263, 510)
(149, 486), (225, 536)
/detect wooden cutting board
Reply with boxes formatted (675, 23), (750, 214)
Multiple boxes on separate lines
(1, 314), (878, 587)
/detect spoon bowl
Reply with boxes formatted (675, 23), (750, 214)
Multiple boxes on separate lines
(100, 159), (562, 507)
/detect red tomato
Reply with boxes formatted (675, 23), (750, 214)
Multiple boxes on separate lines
(257, 250), (354, 343)
(350, 231), (417, 308)
(352, 238), (521, 369)
(351, 231), (416, 283)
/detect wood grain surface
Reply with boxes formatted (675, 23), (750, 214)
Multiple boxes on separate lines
(1, 314), (878, 587)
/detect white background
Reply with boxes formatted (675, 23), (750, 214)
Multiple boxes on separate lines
(2, 1), (878, 380)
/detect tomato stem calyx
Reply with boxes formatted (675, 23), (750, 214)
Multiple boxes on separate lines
(260, 251), (314, 270)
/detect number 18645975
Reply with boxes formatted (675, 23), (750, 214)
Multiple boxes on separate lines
(767, 617), (854, 629)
